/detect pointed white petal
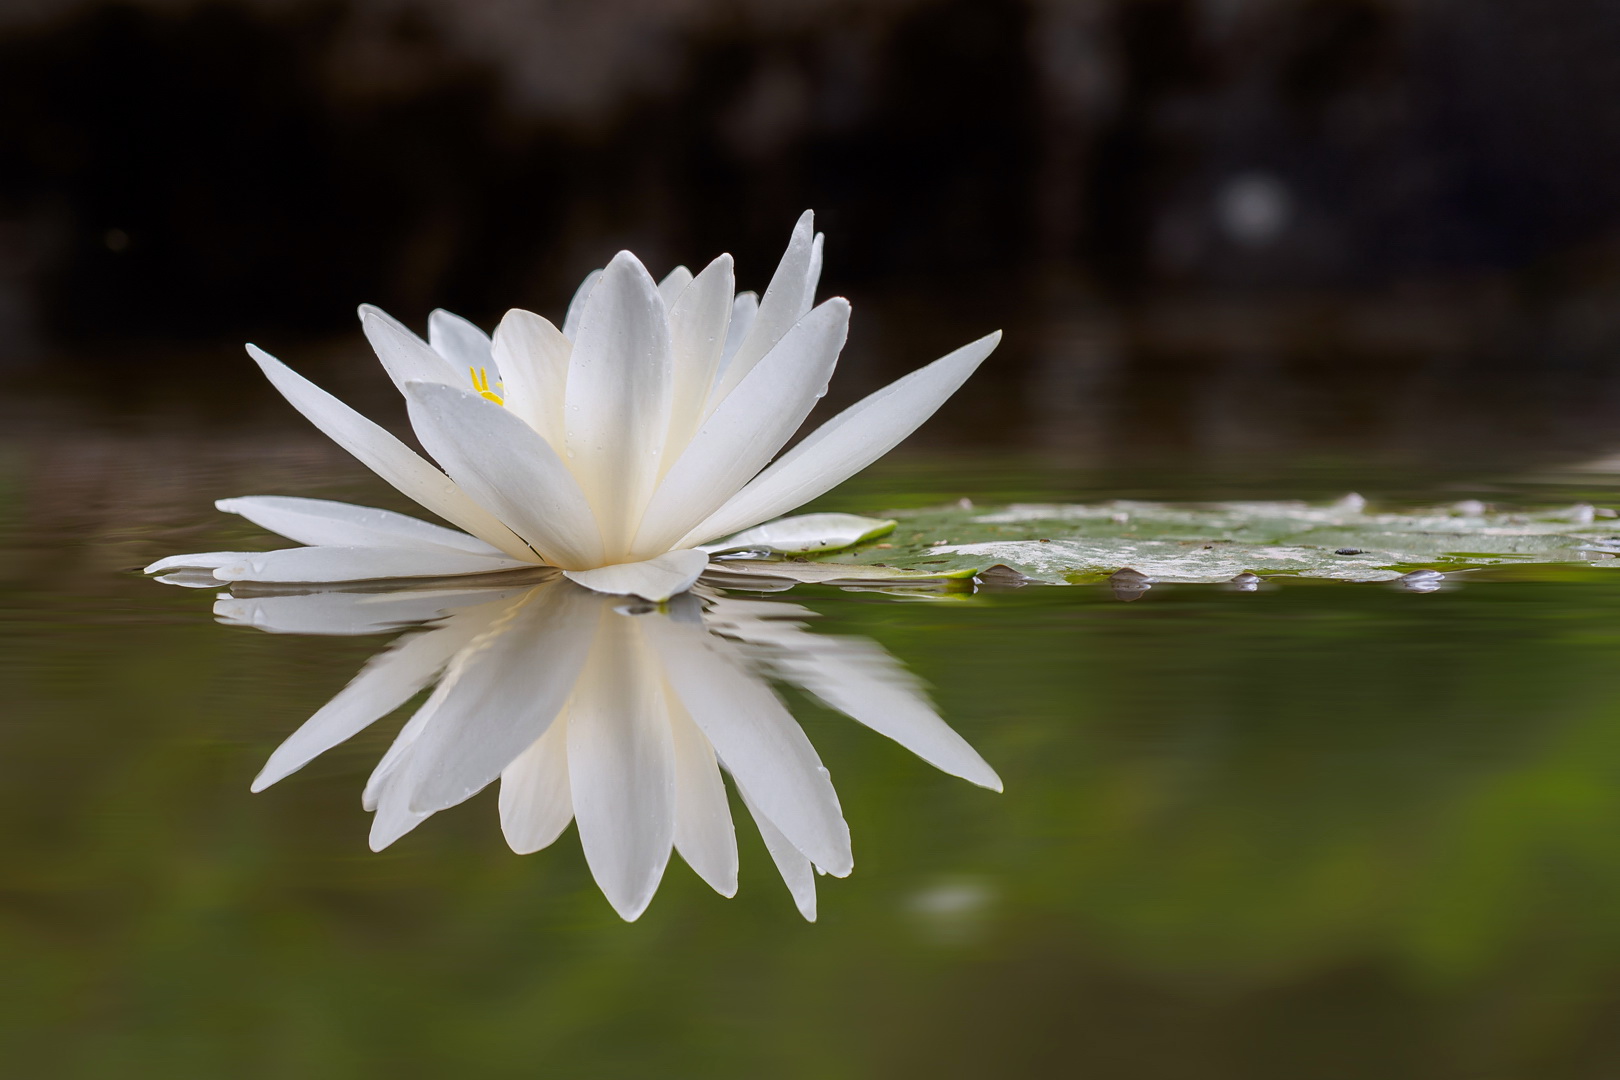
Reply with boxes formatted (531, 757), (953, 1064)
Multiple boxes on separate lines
(562, 268), (602, 341)
(563, 549), (707, 602)
(663, 254), (734, 459)
(499, 717), (574, 854)
(633, 299), (850, 555)
(404, 381), (605, 569)
(802, 232), (824, 315)
(144, 551), (244, 574)
(717, 291), (758, 378)
(210, 546), (529, 584)
(369, 798), (431, 851)
(567, 614), (677, 921)
(681, 331), (1001, 546)
(777, 636), (1002, 791)
(668, 696), (738, 897)
(399, 583), (598, 814)
(364, 690), (444, 847)
(565, 251), (675, 557)
(216, 496), (504, 556)
(707, 210), (815, 409)
(252, 619), (481, 791)
(738, 784), (816, 921)
(245, 344), (533, 560)
(700, 513), (895, 555)
(363, 684), (439, 812)
(360, 306), (462, 392)
(428, 308), (498, 382)
(642, 617), (851, 876)
(657, 264), (694, 306)
(491, 309), (570, 446)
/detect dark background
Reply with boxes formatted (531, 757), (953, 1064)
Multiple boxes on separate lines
(5, 0), (1620, 469)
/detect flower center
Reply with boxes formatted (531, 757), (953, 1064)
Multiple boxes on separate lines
(469, 366), (504, 405)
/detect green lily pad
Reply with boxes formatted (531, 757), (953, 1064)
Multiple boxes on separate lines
(801, 496), (1620, 585)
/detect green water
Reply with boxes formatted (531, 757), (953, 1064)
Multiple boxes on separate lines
(8, 430), (1620, 1078)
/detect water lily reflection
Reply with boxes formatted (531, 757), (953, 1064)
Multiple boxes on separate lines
(218, 575), (1000, 920)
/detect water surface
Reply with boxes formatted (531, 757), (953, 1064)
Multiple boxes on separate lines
(7, 413), (1620, 1078)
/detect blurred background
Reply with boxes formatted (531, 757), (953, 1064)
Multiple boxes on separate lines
(4, 0), (1620, 470)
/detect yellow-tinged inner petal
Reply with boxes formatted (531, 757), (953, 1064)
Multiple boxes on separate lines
(469, 366), (505, 405)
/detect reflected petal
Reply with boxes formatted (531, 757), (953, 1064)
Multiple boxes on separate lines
(642, 614), (852, 877)
(669, 694), (738, 897)
(567, 610), (677, 921)
(737, 784), (816, 921)
(499, 716), (575, 855)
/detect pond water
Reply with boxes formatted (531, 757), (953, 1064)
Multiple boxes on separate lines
(9, 401), (1620, 1078)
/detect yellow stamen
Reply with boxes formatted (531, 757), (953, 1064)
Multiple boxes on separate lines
(469, 365), (504, 405)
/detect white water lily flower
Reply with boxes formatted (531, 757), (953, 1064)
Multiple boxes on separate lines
(147, 212), (1001, 601)
(218, 575), (1001, 921)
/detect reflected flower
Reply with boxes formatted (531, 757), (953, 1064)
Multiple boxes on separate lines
(221, 575), (1000, 920)
(149, 212), (1000, 601)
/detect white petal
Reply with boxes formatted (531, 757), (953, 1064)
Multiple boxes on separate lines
(246, 344), (533, 560)
(680, 331), (1001, 546)
(663, 254), (734, 460)
(657, 264), (694, 306)
(706, 210), (816, 410)
(398, 582), (598, 814)
(567, 613), (677, 921)
(369, 799), (431, 850)
(737, 784), (816, 921)
(364, 689), (444, 848)
(633, 299), (850, 555)
(216, 496), (504, 556)
(404, 381), (605, 569)
(499, 717), (574, 854)
(144, 551), (243, 574)
(360, 306), (462, 392)
(563, 549), (708, 602)
(776, 636), (1002, 791)
(252, 618), (481, 792)
(700, 512), (895, 555)
(668, 695), (738, 897)
(428, 308), (497, 382)
(363, 683), (439, 812)
(212, 546), (529, 584)
(641, 617), (851, 876)
(562, 268), (602, 341)
(802, 232), (824, 314)
(565, 251), (675, 557)
(491, 308), (570, 446)
(717, 291), (758, 378)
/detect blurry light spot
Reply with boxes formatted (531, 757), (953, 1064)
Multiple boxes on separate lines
(103, 227), (130, 252)
(906, 877), (996, 945)
(1215, 172), (1291, 246)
